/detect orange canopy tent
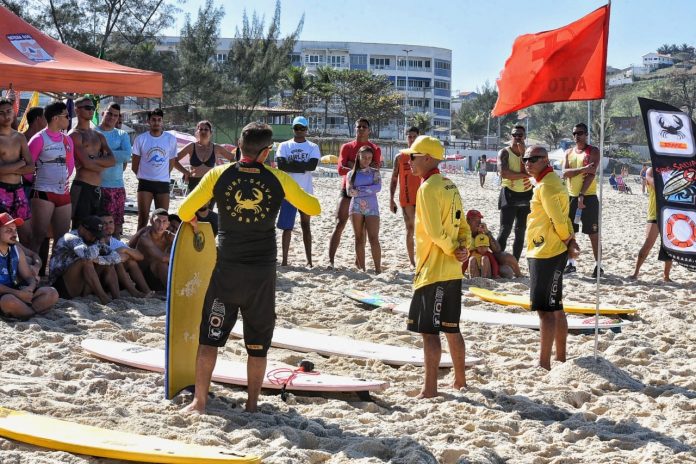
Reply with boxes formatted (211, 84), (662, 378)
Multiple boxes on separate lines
(0, 6), (162, 97)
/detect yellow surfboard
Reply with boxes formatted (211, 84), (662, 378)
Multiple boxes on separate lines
(468, 287), (638, 315)
(0, 407), (259, 463)
(166, 222), (216, 399)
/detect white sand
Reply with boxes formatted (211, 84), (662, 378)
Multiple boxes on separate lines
(1, 169), (695, 464)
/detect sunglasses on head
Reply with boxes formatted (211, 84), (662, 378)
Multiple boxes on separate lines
(523, 156), (545, 164)
(573, 131), (586, 136)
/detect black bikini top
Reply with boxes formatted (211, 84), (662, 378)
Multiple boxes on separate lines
(190, 143), (216, 168)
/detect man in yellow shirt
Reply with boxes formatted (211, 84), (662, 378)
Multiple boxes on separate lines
(404, 135), (471, 398)
(562, 123), (601, 276)
(178, 123), (321, 414)
(523, 146), (579, 370)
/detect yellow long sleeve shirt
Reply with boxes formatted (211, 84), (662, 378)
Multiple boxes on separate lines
(526, 168), (573, 259)
(414, 173), (471, 290)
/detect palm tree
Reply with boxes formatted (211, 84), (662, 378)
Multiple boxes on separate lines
(409, 112), (432, 134)
(279, 66), (312, 111)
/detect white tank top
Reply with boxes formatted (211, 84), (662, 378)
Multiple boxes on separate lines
(34, 131), (69, 194)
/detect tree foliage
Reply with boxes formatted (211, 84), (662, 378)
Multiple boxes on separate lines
(220, 0), (303, 134)
(331, 69), (403, 137)
(174, 0), (224, 107)
(409, 112), (432, 134)
(279, 66), (313, 112)
(451, 82), (517, 142)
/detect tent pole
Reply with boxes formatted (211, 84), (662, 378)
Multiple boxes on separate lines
(593, 98), (606, 359)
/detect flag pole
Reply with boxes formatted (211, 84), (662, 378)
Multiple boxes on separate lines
(593, 98), (605, 359)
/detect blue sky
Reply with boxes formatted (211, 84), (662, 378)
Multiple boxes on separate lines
(164, 0), (696, 92)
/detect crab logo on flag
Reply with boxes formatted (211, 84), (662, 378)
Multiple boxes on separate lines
(7, 34), (54, 62)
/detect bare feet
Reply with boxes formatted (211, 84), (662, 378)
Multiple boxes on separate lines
(415, 389), (439, 399)
(97, 292), (112, 305)
(181, 400), (205, 415)
(663, 276), (673, 282)
(627, 274), (638, 280)
(452, 381), (468, 390)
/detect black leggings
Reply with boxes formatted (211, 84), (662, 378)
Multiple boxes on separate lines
(497, 204), (530, 261)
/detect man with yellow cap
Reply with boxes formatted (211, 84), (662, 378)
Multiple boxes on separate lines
(403, 135), (471, 398)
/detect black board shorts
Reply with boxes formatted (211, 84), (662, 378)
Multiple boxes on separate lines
(407, 279), (462, 334)
(528, 251), (567, 312)
(199, 264), (276, 356)
(137, 179), (170, 195)
(569, 195), (599, 235)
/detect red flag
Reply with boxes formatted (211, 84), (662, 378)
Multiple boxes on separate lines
(492, 5), (610, 117)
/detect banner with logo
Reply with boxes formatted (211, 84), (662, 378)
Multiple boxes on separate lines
(639, 97), (696, 271)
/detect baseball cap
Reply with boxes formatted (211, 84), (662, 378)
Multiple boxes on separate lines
(0, 212), (24, 228)
(81, 216), (104, 238)
(474, 233), (490, 248)
(466, 210), (483, 220)
(402, 136), (445, 160)
(292, 116), (309, 128)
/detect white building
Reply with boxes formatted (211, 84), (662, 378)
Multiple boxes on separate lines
(642, 53), (674, 71)
(157, 37), (452, 139)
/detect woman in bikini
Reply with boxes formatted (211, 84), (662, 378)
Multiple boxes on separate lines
(174, 120), (234, 195)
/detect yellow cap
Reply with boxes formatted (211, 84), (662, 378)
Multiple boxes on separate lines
(474, 233), (490, 248)
(402, 135), (445, 160)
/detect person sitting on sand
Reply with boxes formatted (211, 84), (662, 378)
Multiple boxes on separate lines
(130, 208), (173, 291)
(464, 210), (522, 278)
(468, 233), (493, 278)
(99, 211), (154, 297)
(0, 213), (58, 319)
(49, 215), (121, 304)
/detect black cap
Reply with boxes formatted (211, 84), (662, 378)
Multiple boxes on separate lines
(81, 216), (104, 238)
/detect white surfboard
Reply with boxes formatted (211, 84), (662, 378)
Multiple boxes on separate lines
(344, 290), (633, 331)
(230, 326), (483, 368)
(82, 339), (388, 393)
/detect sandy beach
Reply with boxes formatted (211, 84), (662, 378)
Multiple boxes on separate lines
(0, 168), (694, 464)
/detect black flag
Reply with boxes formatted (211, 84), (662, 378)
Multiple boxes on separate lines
(638, 97), (696, 271)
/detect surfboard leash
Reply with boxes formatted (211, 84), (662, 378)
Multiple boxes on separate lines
(267, 360), (318, 401)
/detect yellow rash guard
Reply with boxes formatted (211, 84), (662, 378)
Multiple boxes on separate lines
(414, 173), (472, 290)
(526, 168), (573, 259)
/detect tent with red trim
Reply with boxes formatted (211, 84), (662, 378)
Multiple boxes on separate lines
(0, 6), (162, 97)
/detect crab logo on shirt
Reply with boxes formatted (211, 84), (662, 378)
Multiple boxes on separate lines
(532, 235), (545, 247)
(146, 147), (167, 168)
(225, 178), (273, 222)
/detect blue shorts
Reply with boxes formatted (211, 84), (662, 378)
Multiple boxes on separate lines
(276, 200), (297, 230)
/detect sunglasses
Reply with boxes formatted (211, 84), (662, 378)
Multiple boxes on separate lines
(523, 156), (545, 164)
(512, 133), (525, 138)
(293, 126), (307, 131)
(572, 131), (586, 136)
(257, 144), (274, 157)
(78, 105), (95, 111)
(356, 125), (369, 129)
(409, 153), (427, 161)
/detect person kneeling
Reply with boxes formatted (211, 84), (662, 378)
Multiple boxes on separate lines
(49, 216), (122, 304)
(0, 213), (58, 319)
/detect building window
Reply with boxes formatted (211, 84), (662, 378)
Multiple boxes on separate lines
(215, 53), (227, 62)
(290, 53), (301, 64)
(370, 57), (391, 68)
(435, 60), (451, 70)
(434, 100), (450, 110)
(305, 54), (325, 64)
(434, 80), (450, 90)
(328, 55), (346, 67)
(350, 55), (367, 65)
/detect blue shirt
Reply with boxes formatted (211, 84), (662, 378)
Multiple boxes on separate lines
(95, 126), (132, 188)
(0, 246), (20, 288)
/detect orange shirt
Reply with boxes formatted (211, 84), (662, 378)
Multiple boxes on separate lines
(396, 152), (421, 207)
